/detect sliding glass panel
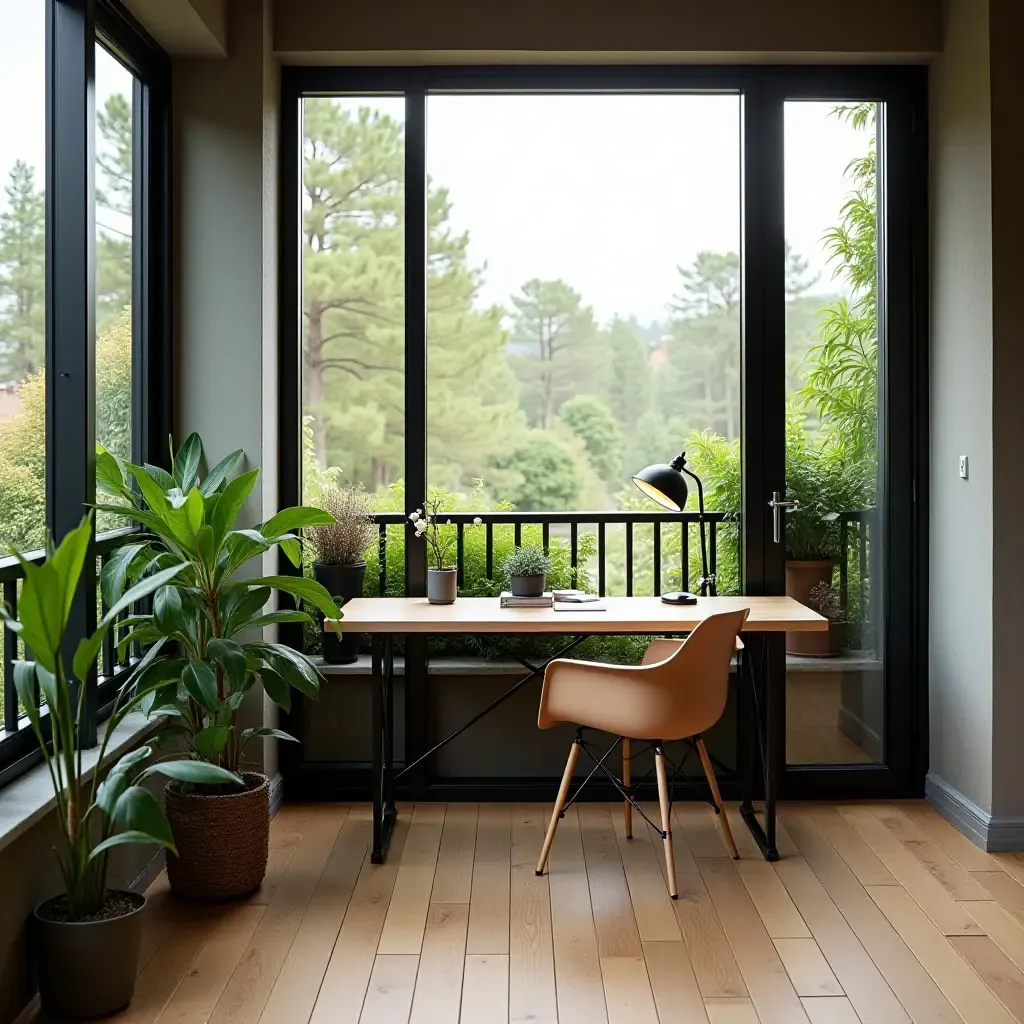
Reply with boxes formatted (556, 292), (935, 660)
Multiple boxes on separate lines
(95, 43), (135, 531)
(425, 93), (742, 594)
(783, 101), (884, 765)
(300, 96), (406, 503)
(0, 1), (46, 554)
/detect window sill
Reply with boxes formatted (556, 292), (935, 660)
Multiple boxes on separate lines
(0, 712), (160, 857)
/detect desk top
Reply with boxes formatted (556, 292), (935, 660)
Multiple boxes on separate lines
(330, 595), (826, 635)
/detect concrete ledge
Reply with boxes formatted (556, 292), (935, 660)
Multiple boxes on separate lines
(0, 713), (161, 857)
(313, 651), (882, 677)
(926, 772), (1024, 852)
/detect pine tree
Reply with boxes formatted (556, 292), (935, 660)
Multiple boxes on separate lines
(507, 278), (606, 430)
(0, 161), (46, 383)
(301, 98), (520, 495)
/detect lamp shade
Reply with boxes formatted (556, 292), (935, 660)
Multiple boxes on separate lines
(632, 462), (689, 512)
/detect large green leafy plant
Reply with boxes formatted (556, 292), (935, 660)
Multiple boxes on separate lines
(0, 515), (238, 919)
(95, 434), (342, 774)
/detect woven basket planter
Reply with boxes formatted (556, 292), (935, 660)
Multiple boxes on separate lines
(165, 771), (270, 900)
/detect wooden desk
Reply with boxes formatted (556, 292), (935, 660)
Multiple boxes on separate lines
(330, 595), (825, 863)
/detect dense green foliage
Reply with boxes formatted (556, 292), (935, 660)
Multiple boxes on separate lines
(0, 515), (238, 918)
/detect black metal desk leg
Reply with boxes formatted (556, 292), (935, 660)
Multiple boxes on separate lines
(371, 634), (397, 864)
(739, 634), (780, 862)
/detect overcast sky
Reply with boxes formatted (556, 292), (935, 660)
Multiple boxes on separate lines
(2, 0), (869, 327)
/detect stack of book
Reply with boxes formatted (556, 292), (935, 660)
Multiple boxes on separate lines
(499, 591), (552, 608)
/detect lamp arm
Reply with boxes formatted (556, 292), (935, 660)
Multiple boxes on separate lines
(679, 463), (715, 597)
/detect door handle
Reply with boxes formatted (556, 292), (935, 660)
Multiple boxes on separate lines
(768, 491), (800, 544)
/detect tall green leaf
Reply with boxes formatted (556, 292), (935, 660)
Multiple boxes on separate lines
(200, 449), (245, 497)
(245, 576), (342, 620)
(173, 433), (203, 491)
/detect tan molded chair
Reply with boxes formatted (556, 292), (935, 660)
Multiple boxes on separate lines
(535, 607), (749, 898)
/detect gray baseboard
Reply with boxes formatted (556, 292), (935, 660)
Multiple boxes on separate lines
(926, 772), (1024, 851)
(269, 771), (285, 819)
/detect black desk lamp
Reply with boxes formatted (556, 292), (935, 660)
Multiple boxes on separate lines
(632, 451), (716, 604)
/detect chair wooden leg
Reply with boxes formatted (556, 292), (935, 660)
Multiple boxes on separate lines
(536, 738), (581, 876)
(654, 746), (678, 899)
(622, 738), (632, 839)
(697, 738), (739, 859)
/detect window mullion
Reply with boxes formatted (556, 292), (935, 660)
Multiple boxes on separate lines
(45, 0), (98, 747)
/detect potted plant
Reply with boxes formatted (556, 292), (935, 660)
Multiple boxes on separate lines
(503, 545), (551, 597)
(0, 515), (239, 1018)
(409, 497), (459, 604)
(95, 434), (342, 900)
(306, 485), (375, 664)
(806, 581), (845, 657)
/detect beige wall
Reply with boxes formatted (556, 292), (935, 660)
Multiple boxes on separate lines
(988, 0), (1024, 819)
(928, 0), (994, 813)
(273, 0), (941, 62)
(173, 0), (280, 774)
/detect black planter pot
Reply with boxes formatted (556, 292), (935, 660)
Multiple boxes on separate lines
(510, 573), (546, 598)
(34, 890), (145, 1019)
(314, 561), (367, 664)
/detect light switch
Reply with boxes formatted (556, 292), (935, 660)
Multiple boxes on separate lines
(959, 455), (969, 480)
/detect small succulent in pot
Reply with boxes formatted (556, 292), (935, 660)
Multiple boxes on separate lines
(503, 545), (552, 598)
(306, 485), (376, 663)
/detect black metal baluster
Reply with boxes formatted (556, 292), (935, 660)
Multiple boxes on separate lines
(709, 521), (718, 595)
(625, 522), (633, 597)
(514, 522), (521, 548)
(598, 522), (606, 597)
(542, 522), (550, 554)
(860, 519), (868, 622)
(839, 517), (849, 615)
(653, 523), (662, 597)
(682, 522), (690, 594)
(485, 523), (493, 580)
(4, 581), (17, 732)
(570, 521), (578, 580)
(457, 523), (464, 588)
(378, 524), (387, 596)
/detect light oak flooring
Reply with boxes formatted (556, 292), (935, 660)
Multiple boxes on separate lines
(51, 800), (1024, 1023)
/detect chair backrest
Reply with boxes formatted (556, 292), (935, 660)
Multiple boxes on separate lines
(642, 607), (749, 740)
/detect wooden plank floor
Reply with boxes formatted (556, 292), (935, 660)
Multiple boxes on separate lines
(46, 800), (1024, 1023)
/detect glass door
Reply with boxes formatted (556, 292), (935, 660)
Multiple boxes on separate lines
(753, 77), (925, 798)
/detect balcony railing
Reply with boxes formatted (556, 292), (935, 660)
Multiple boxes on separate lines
(366, 509), (735, 598)
(0, 527), (146, 785)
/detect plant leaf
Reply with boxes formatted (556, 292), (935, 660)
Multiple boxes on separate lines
(193, 725), (230, 760)
(140, 760), (242, 786)
(144, 463), (176, 491)
(96, 445), (131, 499)
(261, 506), (334, 538)
(173, 433), (203, 491)
(207, 638), (247, 691)
(89, 830), (177, 860)
(182, 661), (219, 712)
(200, 449), (245, 497)
(12, 661), (41, 732)
(245, 576), (342, 620)
(259, 666), (291, 713)
(211, 469), (259, 547)
(153, 585), (183, 635)
(101, 543), (147, 609)
(241, 727), (299, 744)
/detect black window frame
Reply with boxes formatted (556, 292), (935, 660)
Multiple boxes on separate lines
(278, 64), (928, 800)
(0, 0), (171, 788)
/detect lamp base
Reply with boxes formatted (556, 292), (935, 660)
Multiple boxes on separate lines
(661, 591), (698, 605)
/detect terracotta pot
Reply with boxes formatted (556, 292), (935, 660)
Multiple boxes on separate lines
(165, 772), (269, 900)
(34, 890), (145, 1018)
(785, 560), (836, 656)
